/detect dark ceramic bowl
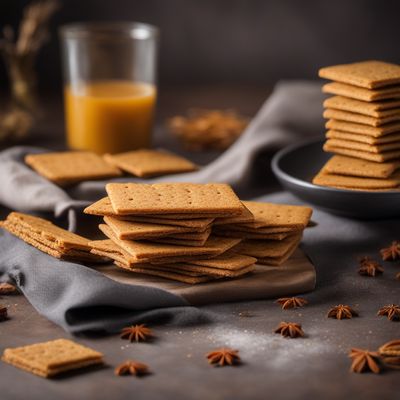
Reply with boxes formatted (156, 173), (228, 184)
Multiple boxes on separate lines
(271, 137), (400, 219)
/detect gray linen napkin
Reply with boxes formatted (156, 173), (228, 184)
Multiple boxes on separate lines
(0, 81), (325, 333)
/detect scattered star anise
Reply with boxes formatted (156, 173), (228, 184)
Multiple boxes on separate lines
(380, 241), (400, 261)
(379, 339), (400, 369)
(115, 360), (149, 376)
(396, 272), (400, 280)
(327, 305), (358, 320)
(274, 321), (304, 338)
(381, 356), (400, 369)
(0, 305), (8, 321)
(377, 304), (400, 321)
(120, 324), (153, 342)
(348, 348), (380, 374)
(0, 282), (17, 294)
(358, 257), (384, 277)
(276, 297), (308, 310)
(206, 348), (240, 366)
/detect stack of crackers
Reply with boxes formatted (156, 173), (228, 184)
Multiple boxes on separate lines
(84, 183), (312, 284)
(314, 60), (400, 190)
(0, 212), (106, 264)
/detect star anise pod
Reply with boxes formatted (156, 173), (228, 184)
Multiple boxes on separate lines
(358, 257), (384, 277)
(380, 241), (400, 261)
(0, 305), (8, 321)
(120, 324), (153, 342)
(206, 348), (240, 366)
(379, 339), (400, 357)
(377, 304), (400, 321)
(327, 305), (358, 320)
(396, 272), (400, 280)
(276, 297), (308, 310)
(115, 360), (149, 376)
(348, 348), (380, 374)
(274, 321), (304, 338)
(0, 282), (17, 294)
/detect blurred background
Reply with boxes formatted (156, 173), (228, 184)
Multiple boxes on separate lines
(1, 0), (400, 93)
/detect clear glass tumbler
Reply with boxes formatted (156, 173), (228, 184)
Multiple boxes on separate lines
(60, 22), (158, 154)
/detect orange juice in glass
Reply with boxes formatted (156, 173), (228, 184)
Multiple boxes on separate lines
(60, 23), (158, 154)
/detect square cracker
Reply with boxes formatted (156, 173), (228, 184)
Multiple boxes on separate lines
(313, 169), (400, 189)
(25, 151), (121, 186)
(322, 82), (400, 102)
(105, 183), (244, 216)
(323, 96), (400, 117)
(326, 130), (400, 145)
(235, 201), (312, 230)
(323, 142), (400, 162)
(103, 216), (199, 240)
(1, 339), (103, 378)
(319, 61), (400, 89)
(323, 108), (400, 127)
(326, 119), (400, 137)
(234, 233), (302, 259)
(325, 138), (400, 154)
(103, 149), (197, 177)
(99, 224), (241, 261)
(323, 155), (399, 178)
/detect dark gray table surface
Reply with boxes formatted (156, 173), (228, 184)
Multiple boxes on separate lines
(1, 86), (399, 400)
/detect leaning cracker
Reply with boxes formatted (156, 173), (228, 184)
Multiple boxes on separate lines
(319, 61), (400, 89)
(325, 138), (400, 154)
(25, 151), (121, 186)
(322, 82), (400, 102)
(1, 339), (103, 378)
(323, 96), (400, 117)
(323, 155), (399, 178)
(323, 142), (400, 162)
(326, 119), (400, 137)
(103, 149), (197, 177)
(323, 108), (400, 127)
(213, 205), (254, 225)
(313, 169), (400, 189)
(105, 183), (245, 216)
(326, 130), (400, 145)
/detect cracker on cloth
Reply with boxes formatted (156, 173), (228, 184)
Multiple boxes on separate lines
(105, 183), (245, 216)
(1, 339), (103, 378)
(319, 61), (400, 89)
(25, 151), (121, 186)
(103, 149), (197, 177)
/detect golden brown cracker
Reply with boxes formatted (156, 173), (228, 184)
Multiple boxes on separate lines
(323, 108), (400, 127)
(323, 95), (400, 117)
(325, 138), (400, 154)
(213, 229), (294, 241)
(1, 339), (103, 378)
(212, 205), (254, 225)
(322, 82), (400, 102)
(326, 130), (400, 145)
(105, 183), (244, 216)
(103, 149), (197, 177)
(25, 151), (121, 186)
(319, 61), (400, 89)
(323, 155), (399, 178)
(326, 119), (400, 137)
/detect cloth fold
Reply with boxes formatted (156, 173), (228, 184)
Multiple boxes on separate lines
(0, 81), (326, 333)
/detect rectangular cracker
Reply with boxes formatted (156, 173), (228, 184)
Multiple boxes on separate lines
(233, 233), (302, 259)
(215, 224), (299, 235)
(319, 61), (400, 89)
(313, 169), (400, 189)
(25, 151), (121, 186)
(323, 142), (400, 162)
(1, 339), (103, 378)
(213, 229), (294, 241)
(323, 95), (400, 117)
(99, 224), (241, 261)
(323, 155), (399, 178)
(326, 119), (400, 137)
(148, 236), (209, 247)
(325, 138), (400, 154)
(189, 251), (257, 270)
(105, 183), (245, 216)
(103, 216), (199, 240)
(322, 82), (400, 102)
(103, 149), (197, 177)
(323, 108), (400, 127)
(326, 130), (400, 145)
(213, 205), (254, 226)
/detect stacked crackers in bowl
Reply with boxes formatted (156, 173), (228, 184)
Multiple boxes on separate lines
(314, 60), (400, 191)
(84, 183), (312, 284)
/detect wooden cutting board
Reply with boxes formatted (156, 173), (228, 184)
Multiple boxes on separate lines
(96, 248), (316, 306)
